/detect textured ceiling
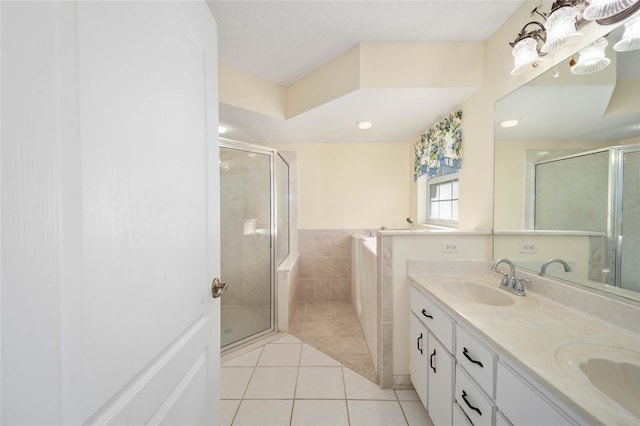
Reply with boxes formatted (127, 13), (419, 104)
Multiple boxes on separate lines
(208, 0), (524, 86)
(207, 0), (525, 143)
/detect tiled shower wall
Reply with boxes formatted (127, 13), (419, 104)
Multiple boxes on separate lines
(298, 230), (365, 301)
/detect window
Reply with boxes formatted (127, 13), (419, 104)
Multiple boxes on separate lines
(428, 174), (459, 224)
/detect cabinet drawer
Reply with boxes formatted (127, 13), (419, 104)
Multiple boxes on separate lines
(496, 411), (513, 426)
(455, 366), (495, 426)
(452, 402), (472, 426)
(496, 362), (573, 426)
(456, 325), (497, 398)
(410, 286), (454, 352)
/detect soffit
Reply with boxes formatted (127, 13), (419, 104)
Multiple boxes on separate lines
(207, 1), (525, 143)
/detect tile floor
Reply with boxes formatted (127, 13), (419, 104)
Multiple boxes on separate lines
(220, 334), (433, 426)
(288, 301), (377, 383)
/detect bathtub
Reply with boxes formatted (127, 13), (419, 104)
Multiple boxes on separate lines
(351, 235), (378, 374)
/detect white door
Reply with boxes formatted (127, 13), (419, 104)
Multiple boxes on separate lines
(1, 1), (221, 424)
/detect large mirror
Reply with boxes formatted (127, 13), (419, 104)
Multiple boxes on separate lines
(494, 21), (640, 302)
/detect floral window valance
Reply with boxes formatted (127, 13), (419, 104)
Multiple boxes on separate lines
(414, 110), (462, 181)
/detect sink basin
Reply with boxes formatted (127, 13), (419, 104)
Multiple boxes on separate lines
(556, 343), (640, 420)
(441, 280), (514, 306)
(580, 358), (640, 417)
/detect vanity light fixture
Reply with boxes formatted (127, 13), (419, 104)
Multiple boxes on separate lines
(510, 22), (547, 75)
(614, 13), (640, 51)
(356, 120), (373, 130)
(583, 0), (640, 24)
(571, 37), (611, 74)
(541, 3), (584, 53)
(509, 0), (640, 74)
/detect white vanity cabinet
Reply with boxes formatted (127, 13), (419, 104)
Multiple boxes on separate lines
(410, 286), (455, 425)
(409, 280), (582, 426)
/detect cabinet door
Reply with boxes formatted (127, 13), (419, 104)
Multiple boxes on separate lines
(410, 313), (429, 408)
(428, 334), (455, 426)
(496, 363), (573, 426)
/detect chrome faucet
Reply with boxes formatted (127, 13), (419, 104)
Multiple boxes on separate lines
(406, 217), (415, 230)
(491, 258), (516, 287)
(491, 258), (527, 296)
(539, 258), (572, 276)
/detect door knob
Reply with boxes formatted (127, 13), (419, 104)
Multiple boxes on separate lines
(211, 278), (228, 299)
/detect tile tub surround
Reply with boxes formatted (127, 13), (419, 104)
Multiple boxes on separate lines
(352, 235), (378, 377)
(277, 253), (300, 332)
(409, 271), (640, 425)
(220, 334), (432, 426)
(298, 229), (367, 301)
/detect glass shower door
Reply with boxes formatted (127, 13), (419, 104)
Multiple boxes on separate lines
(617, 149), (640, 292)
(220, 144), (274, 349)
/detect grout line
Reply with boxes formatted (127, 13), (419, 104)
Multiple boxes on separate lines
(236, 344), (265, 402)
(228, 399), (241, 426)
(341, 366), (351, 426)
(397, 398), (411, 426)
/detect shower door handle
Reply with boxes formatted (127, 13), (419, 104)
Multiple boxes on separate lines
(211, 278), (228, 299)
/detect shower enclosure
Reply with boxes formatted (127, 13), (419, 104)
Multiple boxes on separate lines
(219, 139), (290, 351)
(534, 144), (640, 292)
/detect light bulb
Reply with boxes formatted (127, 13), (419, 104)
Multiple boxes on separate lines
(571, 37), (611, 75)
(614, 13), (640, 51)
(511, 38), (545, 75)
(356, 121), (373, 130)
(541, 6), (582, 54)
(583, 0), (639, 20)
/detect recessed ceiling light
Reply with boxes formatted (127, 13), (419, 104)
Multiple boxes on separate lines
(356, 121), (373, 130)
(218, 125), (228, 134)
(500, 119), (519, 128)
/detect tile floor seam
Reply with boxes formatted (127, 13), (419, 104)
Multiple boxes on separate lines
(294, 342), (301, 401)
(239, 366), (256, 402)
(398, 399), (410, 426)
(341, 366), (351, 426)
(231, 401), (240, 426)
(238, 352), (260, 402)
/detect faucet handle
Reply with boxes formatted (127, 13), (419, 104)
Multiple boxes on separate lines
(513, 278), (529, 296)
(498, 272), (510, 287)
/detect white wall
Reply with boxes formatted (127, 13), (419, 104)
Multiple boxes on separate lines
(270, 142), (413, 229)
(494, 234), (597, 282)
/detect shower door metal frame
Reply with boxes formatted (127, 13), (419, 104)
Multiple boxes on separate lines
(609, 144), (640, 288)
(220, 138), (278, 352)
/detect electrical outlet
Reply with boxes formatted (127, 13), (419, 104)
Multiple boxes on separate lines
(519, 242), (537, 254)
(441, 241), (459, 253)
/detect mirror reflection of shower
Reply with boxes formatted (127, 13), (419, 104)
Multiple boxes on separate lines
(533, 144), (640, 292)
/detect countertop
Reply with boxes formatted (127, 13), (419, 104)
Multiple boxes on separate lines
(409, 273), (640, 425)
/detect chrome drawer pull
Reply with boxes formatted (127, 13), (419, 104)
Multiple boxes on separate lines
(421, 309), (433, 319)
(461, 390), (482, 416)
(463, 347), (484, 368)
